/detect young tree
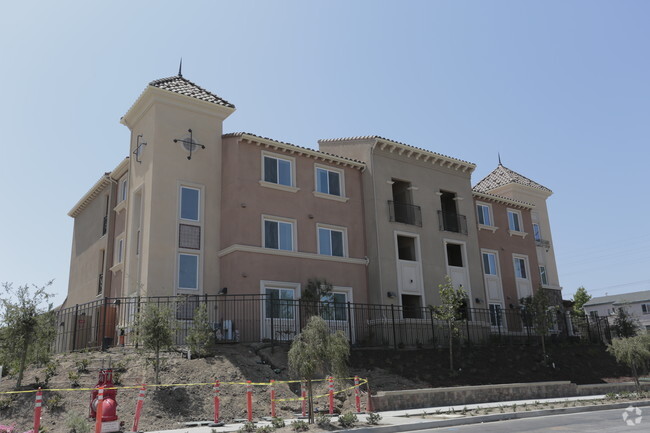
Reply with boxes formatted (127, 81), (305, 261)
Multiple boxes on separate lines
(0, 281), (55, 388)
(430, 276), (467, 372)
(521, 288), (556, 360)
(301, 278), (333, 319)
(611, 306), (639, 338)
(186, 303), (214, 358)
(607, 334), (650, 392)
(137, 303), (175, 384)
(288, 316), (349, 424)
(572, 286), (591, 317)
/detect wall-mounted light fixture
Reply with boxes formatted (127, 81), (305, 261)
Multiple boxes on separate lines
(387, 291), (397, 299)
(475, 298), (482, 304)
(218, 287), (228, 295)
(133, 134), (147, 163)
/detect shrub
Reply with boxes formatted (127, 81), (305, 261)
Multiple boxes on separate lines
(75, 359), (90, 373)
(66, 412), (91, 433)
(46, 394), (64, 411)
(315, 415), (331, 428)
(238, 422), (256, 433)
(255, 427), (274, 433)
(290, 420), (309, 432)
(112, 360), (128, 373)
(338, 412), (358, 428)
(68, 371), (80, 387)
(271, 417), (285, 428)
(366, 412), (382, 425)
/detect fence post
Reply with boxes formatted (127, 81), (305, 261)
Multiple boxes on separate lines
(72, 304), (79, 351)
(298, 299), (303, 334)
(347, 302), (353, 343)
(390, 304), (397, 350)
(135, 296), (141, 349)
(270, 299), (275, 344)
(429, 309), (436, 347)
(102, 297), (109, 351)
(465, 313), (471, 348)
(596, 317), (602, 343)
(33, 387), (43, 433)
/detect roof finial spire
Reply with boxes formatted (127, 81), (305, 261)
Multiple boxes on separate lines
(178, 58), (183, 77)
(498, 152), (502, 166)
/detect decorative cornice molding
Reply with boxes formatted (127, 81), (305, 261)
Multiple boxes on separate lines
(218, 244), (369, 266)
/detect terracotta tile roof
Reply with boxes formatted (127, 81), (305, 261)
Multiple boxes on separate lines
(473, 164), (552, 194)
(149, 75), (235, 108)
(223, 132), (366, 168)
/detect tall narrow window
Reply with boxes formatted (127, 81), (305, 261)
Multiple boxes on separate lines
(508, 210), (522, 231)
(264, 155), (293, 186)
(180, 187), (200, 221)
(539, 266), (548, 285)
(514, 257), (528, 279)
(178, 254), (199, 290)
(120, 178), (128, 202)
(533, 223), (541, 241)
(318, 226), (345, 257)
(264, 218), (294, 251)
(489, 304), (503, 327)
(476, 204), (492, 226)
(482, 252), (497, 275)
(316, 167), (341, 196)
(115, 238), (124, 264)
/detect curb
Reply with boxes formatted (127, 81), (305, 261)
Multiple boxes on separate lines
(348, 400), (650, 433)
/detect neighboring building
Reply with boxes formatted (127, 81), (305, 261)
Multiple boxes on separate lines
(583, 290), (650, 333)
(319, 136), (486, 312)
(472, 191), (541, 328)
(473, 163), (562, 305)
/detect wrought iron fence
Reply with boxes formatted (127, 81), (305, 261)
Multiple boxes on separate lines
(52, 295), (611, 354)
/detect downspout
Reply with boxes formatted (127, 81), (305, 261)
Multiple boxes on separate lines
(369, 140), (384, 304)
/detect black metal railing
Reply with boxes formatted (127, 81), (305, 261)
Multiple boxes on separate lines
(438, 210), (468, 234)
(536, 239), (551, 249)
(388, 201), (422, 226)
(51, 295), (611, 354)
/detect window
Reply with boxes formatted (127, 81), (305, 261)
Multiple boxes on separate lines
(401, 294), (423, 319)
(120, 178), (128, 202)
(318, 226), (345, 257)
(320, 292), (347, 321)
(589, 310), (599, 319)
(264, 154), (293, 186)
(180, 186), (200, 221)
(446, 243), (464, 267)
(539, 266), (548, 285)
(508, 210), (522, 231)
(396, 235), (417, 261)
(476, 203), (492, 226)
(514, 257), (528, 279)
(533, 223), (541, 242)
(178, 254), (199, 290)
(642, 304), (649, 314)
(489, 304), (503, 327)
(264, 217), (294, 251)
(115, 238), (124, 264)
(316, 167), (341, 196)
(265, 287), (295, 319)
(482, 252), (497, 275)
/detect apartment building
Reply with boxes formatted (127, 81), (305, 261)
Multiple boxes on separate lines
(583, 290), (650, 333)
(473, 163), (562, 305)
(319, 137), (486, 312)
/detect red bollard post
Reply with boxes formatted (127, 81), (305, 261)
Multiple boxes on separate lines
(246, 380), (253, 422)
(328, 376), (334, 415)
(270, 380), (276, 418)
(33, 387), (43, 433)
(131, 384), (146, 432)
(213, 380), (220, 424)
(301, 381), (306, 417)
(95, 387), (104, 433)
(354, 376), (361, 413)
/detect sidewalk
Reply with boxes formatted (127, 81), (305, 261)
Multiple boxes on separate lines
(145, 394), (650, 433)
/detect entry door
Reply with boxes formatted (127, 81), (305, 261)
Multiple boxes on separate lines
(263, 287), (297, 341)
(320, 291), (354, 342)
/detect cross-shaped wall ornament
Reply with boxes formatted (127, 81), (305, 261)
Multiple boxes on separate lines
(173, 129), (205, 160)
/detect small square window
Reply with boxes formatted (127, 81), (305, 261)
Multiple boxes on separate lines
(318, 226), (345, 257)
(264, 218), (294, 251)
(180, 187), (200, 221)
(264, 155), (293, 187)
(316, 167), (341, 196)
(178, 254), (199, 290)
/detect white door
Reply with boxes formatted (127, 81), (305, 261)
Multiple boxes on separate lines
(482, 251), (503, 303)
(263, 287), (297, 341)
(513, 256), (532, 300)
(320, 291), (354, 342)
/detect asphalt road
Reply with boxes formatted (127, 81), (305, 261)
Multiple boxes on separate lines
(421, 407), (647, 432)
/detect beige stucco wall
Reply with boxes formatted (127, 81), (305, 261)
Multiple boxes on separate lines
(320, 139), (486, 307)
(122, 88), (232, 297)
(219, 136), (368, 301)
(474, 197), (541, 306)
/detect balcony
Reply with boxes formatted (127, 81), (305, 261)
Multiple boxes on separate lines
(438, 210), (468, 234)
(388, 201), (422, 227)
(536, 239), (551, 249)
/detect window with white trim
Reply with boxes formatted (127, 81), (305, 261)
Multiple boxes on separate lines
(119, 177), (128, 202)
(263, 217), (295, 251)
(514, 256), (528, 279)
(539, 266), (548, 285)
(482, 252), (498, 275)
(642, 304), (649, 314)
(315, 166), (342, 196)
(508, 210), (522, 231)
(115, 238), (124, 264)
(178, 253), (199, 290)
(265, 287), (295, 319)
(533, 223), (541, 242)
(318, 225), (346, 257)
(263, 154), (293, 187)
(320, 292), (347, 321)
(180, 186), (200, 221)
(489, 303), (503, 327)
(476, 203), (492, 226)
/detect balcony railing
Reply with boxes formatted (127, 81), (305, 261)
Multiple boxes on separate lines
(536, 239), (551, 249)
(102, 215), (108, 236)
(438, 210), (468, 234)
(388, 201), (422, 227)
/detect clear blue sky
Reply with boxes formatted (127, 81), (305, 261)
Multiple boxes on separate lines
(1, 1), (648, 307)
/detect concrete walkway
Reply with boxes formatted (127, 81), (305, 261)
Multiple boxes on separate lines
(145, 394), (650, 433)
